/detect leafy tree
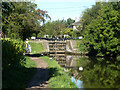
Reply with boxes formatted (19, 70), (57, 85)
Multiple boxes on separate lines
(2, 2), (50, 40)
(60, 18), (75, 28)
(43, 20), (66, 36)
(82, 2), (120, 57)
(66, 18), (75, 28)
(42, 18), (75, 37)
(79, 2), (102, 35)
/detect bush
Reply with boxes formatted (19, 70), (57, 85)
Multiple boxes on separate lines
(2, 38), (37, 88)
(3, 56), (37, 88)
(2, 38), (25, 69)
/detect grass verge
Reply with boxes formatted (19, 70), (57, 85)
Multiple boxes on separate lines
(3, 56), (37, 88)
(76, 40), (87, 53)
(40, 56), (77, 88)
(29, 42), (45, 54)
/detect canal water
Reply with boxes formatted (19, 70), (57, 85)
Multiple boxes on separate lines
(55, 55), (120, 88)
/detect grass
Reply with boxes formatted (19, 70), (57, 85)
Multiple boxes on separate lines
(40, 56), (77, 88)
(24, 56), (37, 68)
(29, 42), (45, 54)
(3, 56), (37, 88)
(76, 40), (87, 53)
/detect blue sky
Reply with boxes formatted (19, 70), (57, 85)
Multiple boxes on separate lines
(34, 0), (96, 21)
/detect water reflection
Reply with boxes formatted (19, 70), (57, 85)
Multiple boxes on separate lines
(50, 54), (87, 88)
(80, 57), (120, 88)
(52, 54), (120, 88)
(56, 55), (89, 68)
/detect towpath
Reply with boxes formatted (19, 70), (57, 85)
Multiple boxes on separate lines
(26, 54), (49, 89)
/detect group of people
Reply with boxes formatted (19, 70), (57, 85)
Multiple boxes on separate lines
(25, 41), (31, 53)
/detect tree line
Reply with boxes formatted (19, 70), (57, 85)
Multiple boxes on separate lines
(2, 1), (120, 58)
(2, 2), (80, 39)
(41, 18), (79, 37)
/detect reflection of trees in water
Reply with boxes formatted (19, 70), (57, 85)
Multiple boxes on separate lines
(81, 57), (120, 88)
(65, 57), (120, 88)
(54, 55), (120, 88)
(76, 57), (90, 67)
(62, 56), (89, 81)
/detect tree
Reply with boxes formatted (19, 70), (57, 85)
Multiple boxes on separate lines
(66, 18), (75, 28)
(2, 2), (50, 40)
(43, 20), (66, 36)
(79, 2), (102, 35)
(83, 2), (120, 57)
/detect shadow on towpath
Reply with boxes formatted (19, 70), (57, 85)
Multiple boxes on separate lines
(26, 54), (50, 89)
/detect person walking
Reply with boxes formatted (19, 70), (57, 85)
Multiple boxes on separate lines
(25, 41), (30, 53)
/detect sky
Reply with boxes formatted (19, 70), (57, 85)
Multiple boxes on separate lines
(34, 0), (97, 22)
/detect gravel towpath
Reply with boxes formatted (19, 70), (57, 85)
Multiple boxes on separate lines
(26, 54), (49, 89)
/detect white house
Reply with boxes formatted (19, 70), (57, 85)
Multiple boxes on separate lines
(72, 21), (82, 31)
(71, 17), (82, 31)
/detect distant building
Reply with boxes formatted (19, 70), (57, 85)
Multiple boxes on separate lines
(72, 21), (82, 31)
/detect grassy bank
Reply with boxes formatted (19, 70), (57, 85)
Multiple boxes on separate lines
(3, 56), (37, 88)
(76, 40), (87, 53)
(40, 56), (77, 88)
(29, 42), (45, 54)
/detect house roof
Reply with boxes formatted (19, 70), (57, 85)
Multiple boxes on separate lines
(72, 21), (82, 26)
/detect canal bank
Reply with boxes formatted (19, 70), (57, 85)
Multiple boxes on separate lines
(28, 40), (78, 88)
(40, 56), (77, 88)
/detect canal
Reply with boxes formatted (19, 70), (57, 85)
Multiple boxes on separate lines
(55, 54), (120, 88)
(48, 40), (120, 88)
